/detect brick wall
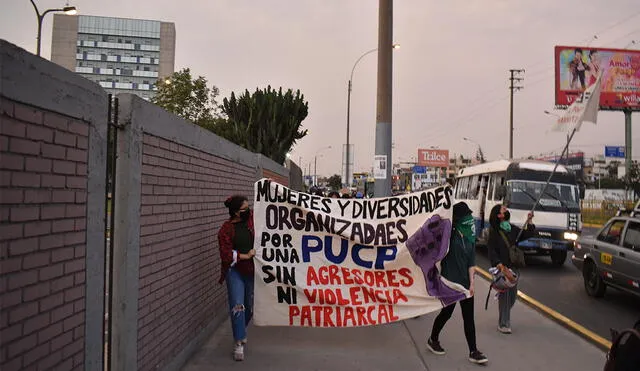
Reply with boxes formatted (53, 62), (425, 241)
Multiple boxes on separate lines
(0, 99), (88, 370)
(136, 133), (255, 370)
(263, 169), (289, 187)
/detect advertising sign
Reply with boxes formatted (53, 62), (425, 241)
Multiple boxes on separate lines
(412, 165), (427, 174)
(373, 155), (387, 179)
(555, 46), (640, 110)
(253, 180), (466, 327)
(417, 149), (449, 168)
(537, 152), (585, 181)
(604, 146), (625, 158)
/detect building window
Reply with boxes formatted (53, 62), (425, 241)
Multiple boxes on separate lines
(143, 66), (150, 71)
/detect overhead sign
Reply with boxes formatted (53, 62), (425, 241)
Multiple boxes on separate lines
(252, 180), (465, 327)
(412, 166), (426, 174)
(537, 152), (585, 181)
(417, 149), (449, 168)
(555, 46), (640, 111)
(604, 146), (625, 158)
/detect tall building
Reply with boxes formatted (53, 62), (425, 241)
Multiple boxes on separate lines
(51, 15), (175, 100)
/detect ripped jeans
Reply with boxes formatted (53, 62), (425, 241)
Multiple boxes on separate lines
(226, 268), (254, 342)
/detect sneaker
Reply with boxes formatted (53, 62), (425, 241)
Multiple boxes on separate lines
(426, 338), (446, 355)
(233, 343), (244, 361)
(497, 326), (512, 334)
(469, 351), (488, 364)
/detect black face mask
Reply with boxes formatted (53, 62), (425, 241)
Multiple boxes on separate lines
(503, 210), (511, 221)
(239, 208), (251, 221)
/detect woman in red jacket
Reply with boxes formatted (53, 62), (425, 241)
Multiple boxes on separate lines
(218, 195), (256, 361)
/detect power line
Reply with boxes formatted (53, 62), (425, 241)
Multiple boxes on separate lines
(420, 94), (510, 144)
(607, 28), (640, 47)
(586, 10), (640, 43)
(417, 12), (640, 147)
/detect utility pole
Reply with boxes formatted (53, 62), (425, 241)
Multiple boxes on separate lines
(624, 109), (632, 180)
(314, 156), (318, 187)
(374, 0), (393, 197)
(509, 69), (524, 159)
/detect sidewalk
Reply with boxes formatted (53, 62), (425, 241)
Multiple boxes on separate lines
(182, 278), (606, 371)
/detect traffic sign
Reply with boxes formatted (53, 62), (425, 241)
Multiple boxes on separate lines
(412, 165), (426, 174)
(604, 146), (625, 158)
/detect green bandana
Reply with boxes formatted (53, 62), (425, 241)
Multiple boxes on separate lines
(500, 221), (512, 232)
(456, 214), (475, 243)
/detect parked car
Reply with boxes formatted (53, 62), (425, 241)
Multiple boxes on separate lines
(572, 200), (640, 298)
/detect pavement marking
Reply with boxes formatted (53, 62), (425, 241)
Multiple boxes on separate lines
(475, 267), (612, 352)
(582, 223), (603, 229)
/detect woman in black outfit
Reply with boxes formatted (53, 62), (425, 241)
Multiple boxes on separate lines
(488, 204), (535, 334)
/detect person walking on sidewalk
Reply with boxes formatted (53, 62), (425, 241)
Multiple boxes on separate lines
(488, 204), (535, 334)
(427, 202), (489, 365)
(218, 195), (256, 361)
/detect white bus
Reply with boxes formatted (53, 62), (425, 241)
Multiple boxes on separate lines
(454, 160), (584, 265)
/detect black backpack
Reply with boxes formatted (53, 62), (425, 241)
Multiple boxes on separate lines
(604, 319), (640, 371)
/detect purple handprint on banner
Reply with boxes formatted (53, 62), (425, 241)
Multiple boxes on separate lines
(405, 214), (466, 307)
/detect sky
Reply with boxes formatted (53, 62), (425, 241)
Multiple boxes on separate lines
(1, 0), (639, 178)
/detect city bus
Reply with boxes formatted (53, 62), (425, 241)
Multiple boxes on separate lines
(453, 160), (584, 265)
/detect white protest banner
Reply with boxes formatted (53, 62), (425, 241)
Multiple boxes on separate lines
(553, 74), (602, 133)
(252, 179), (469, 327)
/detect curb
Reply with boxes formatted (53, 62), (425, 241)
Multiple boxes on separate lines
(475, 267), (611, 352)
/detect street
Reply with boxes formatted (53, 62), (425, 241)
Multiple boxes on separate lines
(475, 227), (640, 340)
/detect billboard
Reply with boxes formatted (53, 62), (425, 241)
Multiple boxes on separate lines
(417, 149), (449, 167)
(555, 46), (640, 110)
(537, 152), (585, 181)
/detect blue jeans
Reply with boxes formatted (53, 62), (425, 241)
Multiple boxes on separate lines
(226, 268), (254, 342)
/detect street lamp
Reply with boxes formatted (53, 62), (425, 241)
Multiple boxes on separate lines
(314, 146), (332, 187)
(30, 0), (77, 56)
(344, 43), (400, 188)
(463, 137), (485, 164)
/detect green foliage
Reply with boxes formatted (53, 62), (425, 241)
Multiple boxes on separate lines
(623, 161), (640, 198)
(218, 86), (309, 164)
(151, 68), (220, 126)
(596, 177), (625, 189)
(151, 70), (309, 165)
(327, 174), (342, 191)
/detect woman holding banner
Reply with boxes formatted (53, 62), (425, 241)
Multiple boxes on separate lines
(218, 195), (256, 361)
(488, 204), (535, 334)
(427, 202), (489, 365)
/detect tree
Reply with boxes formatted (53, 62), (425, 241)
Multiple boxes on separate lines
(215, 86), (309, 164)
(598, 177), (625, 189)
(606, 160), (621, 178)
(623, 161), (640, 198)
(151, 68), (220, 126)
(327, 174), (342, 191)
